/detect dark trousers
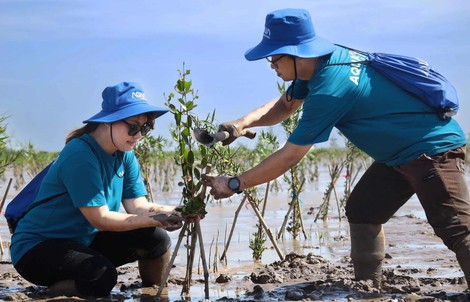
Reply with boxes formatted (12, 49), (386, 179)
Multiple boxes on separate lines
(346, 146), (470, 251)
(14, 227), (171, 297)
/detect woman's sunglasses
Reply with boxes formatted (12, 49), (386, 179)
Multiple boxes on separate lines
(121, 120), (152, 136)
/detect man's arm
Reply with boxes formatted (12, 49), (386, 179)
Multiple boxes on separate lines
(238, 93), (304, 128)
(219, 93), (304, 145)
(204, 142), (312, 199)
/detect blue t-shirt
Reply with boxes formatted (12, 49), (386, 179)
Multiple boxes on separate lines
(10, 134), (147, 265)
(288, 46), (466, 166)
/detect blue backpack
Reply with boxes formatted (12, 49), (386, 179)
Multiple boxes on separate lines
(327, 45), (459, 120)
(5, 161), (65, 234)
(5, 137), (96, 234)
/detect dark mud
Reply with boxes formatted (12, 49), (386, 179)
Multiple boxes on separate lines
(1, 191), (469, 301)
(0, 251), (468, 301)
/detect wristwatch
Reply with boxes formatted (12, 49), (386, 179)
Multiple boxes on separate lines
(228, 177), (243, 194)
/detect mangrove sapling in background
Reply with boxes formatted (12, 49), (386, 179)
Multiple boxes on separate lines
(247, 130), (279, 260)
(0, 115), (19, 243)
(312, 136), (372, 221)
(277, 82), (308, 240)
(0, 115), (20, 179)
(11, 142), (58, 191)
(134, 134), (168, 203)
(212, 128), (284, 261)
(339, 138), (372, 209)
(314, 147), (346, 222)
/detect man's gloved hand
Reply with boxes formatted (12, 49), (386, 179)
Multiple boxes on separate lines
(218, 121), (242, 146)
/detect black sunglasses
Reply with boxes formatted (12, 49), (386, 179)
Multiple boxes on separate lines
(121, 120), (152, 136)
(266, 55), (286, 64)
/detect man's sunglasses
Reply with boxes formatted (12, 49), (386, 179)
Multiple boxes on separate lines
(121, 120), (152, 136)
(266, 55), (286, 64)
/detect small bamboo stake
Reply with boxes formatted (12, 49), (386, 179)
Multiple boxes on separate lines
(220, 195), (248, 261)
(157, 222), (189, 297)
(261, 182), (270, 216)
(256, 182), (270, 238)
(297, 199), (308, 240)
(195, 219), (210, 299)
(209, 236), (214, 271)
(277, 178), (306, 240)
(181, 223), (198, 296)
(213, 230), (219, 272)
(147, 179), (155, 203)
(314, 162), (344, 222)
(0, 178), (13, 213)
(277, 199), (294, 240)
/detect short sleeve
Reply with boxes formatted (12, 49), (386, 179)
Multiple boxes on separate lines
(287, 79), (309, 100)
(59, 152), (107, 208)
(122, 152), (147, 200)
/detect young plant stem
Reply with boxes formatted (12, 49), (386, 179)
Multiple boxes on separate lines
(256, 182), (270, 241)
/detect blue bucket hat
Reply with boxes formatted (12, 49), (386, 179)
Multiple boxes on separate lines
(245, 8), (336, 61)
(83, 82), (169, 123)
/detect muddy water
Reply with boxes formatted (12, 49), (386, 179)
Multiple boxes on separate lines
(152, 189), (459, 301)
(0, 169), (469, 301)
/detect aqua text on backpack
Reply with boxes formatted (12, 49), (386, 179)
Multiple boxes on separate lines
(4, 161), (64, 234)
(327, 45), (459, 120)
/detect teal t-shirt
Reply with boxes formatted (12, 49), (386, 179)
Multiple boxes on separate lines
(288, 46), (466, 166)
(10, 134), (147, 265)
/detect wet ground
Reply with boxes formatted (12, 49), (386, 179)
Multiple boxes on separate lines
(0, 188), (469, 301)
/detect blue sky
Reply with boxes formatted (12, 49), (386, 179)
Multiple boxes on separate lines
(1, 0), (469, 151)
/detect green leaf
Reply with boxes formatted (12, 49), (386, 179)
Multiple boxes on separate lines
(174, 112), (181, 126)
(194, 167), (200, 180)
(187, 150), (194, 164)
(185, 80), (192, 90)
(177, 79), (185, 92)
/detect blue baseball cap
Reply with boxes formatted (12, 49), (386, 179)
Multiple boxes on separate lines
(245, 8), (336, 61)
(83, 82), (169, 123)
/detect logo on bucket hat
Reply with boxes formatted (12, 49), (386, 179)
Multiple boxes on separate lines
(83, 82), (168, 124)
(263, 28), (271, 39)
(131, 91), (147, 100)
(245, 8), (336, 61)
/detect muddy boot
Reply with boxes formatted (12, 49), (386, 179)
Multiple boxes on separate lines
(350, 223), (385, 288)
(454, 235), (470, 288)
(138, 249), (171, 287)
(47, 280), (79, 297)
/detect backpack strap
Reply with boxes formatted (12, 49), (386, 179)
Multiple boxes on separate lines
(324, 44), (370, 67)
(20, 137), (98, 218)
(323, 44), (439, 118)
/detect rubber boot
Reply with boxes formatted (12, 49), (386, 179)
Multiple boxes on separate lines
(47, 280), (79, 297)
(350, 223), (385, 288)
(454, 235), (470, 288)
(138, 249), (171, 287)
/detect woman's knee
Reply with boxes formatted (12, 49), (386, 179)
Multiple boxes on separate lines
(138, 227), (172, 259)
